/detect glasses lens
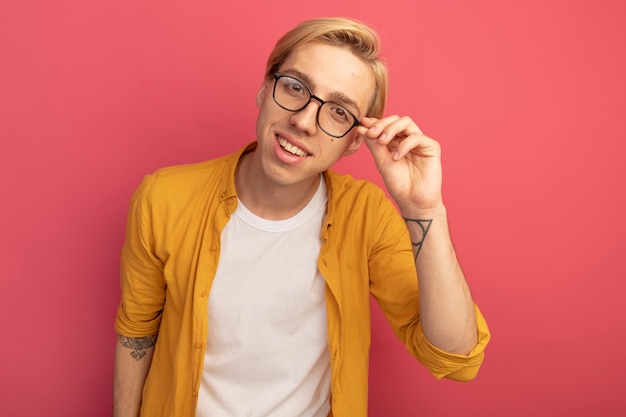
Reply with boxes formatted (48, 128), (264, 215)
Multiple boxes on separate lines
(318, 102), (356, 138)
(274, 76), (309, 111)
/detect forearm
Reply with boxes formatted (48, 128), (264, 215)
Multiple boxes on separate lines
(402, 204), (477, 355)
(113, 334), (157, 417)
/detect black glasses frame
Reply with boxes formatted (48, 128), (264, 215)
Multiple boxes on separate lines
(272, 73), (361, 138)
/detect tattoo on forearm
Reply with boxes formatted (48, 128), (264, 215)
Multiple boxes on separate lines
(117, 334), (157, 361)
(403, 218), (433, 260)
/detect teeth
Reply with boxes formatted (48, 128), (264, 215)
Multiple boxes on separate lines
(277, 136), (308, 156)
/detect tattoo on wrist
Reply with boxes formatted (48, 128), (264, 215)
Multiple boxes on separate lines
(403, 218), (433, 259)
(117, 334), (157, 361)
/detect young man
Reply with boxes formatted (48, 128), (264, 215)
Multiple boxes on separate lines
(114, 17), (490, 417)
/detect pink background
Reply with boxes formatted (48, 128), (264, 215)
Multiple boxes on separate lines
(2, 0), (625, 416)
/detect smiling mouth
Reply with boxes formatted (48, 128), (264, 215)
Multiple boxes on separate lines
(277, 136), (310, 157)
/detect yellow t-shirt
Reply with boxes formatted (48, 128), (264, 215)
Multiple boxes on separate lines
(115, 143), (490, 417)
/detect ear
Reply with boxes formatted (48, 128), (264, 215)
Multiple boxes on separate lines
(342, 133), (364, 156)
(256, 82), (268, 109)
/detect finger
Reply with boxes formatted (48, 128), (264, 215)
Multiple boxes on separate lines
(393, 133), (441, 161)
(360, 116), (401, 142)
(379, 116), (423, 142)
(358, 116), (378, 129)
(360, 130), (394, 164)
(366, 116), (423, 146)
(370, 116), (403, 143)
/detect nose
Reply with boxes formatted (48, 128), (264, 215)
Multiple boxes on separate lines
(289, 99), (320, 136)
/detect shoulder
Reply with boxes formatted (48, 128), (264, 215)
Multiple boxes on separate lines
(325, 170), (384, 194)
(324, 170), (402, 232)
(148, 153), (231, 187)
(134, 147), (244, 203)
(324, 171), (410, 252)
(324, 170), (389, 206)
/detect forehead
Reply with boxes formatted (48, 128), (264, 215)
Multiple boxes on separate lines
(278, 42), (375, 115)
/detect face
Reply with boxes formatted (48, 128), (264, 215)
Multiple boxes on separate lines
(253, 42), (375, 189)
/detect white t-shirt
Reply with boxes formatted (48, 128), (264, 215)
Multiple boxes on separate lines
(196, 178), (330, 417)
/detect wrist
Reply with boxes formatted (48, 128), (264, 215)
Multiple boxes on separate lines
(399, 202), (447, 220)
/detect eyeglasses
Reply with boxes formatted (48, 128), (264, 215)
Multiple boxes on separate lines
(272, 73), (361, 138)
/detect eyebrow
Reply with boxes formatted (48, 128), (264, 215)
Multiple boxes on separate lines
(280, 68), (362, 116)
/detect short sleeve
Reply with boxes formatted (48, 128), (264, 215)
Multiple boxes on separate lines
(114, 174), (166, 337)
(409, 304), (490, 381)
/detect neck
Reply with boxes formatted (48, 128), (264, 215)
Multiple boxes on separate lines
(235, 152), (322, 220)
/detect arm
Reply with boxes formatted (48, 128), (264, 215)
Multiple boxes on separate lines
(113, 173), (167, 415)
(357, 116), (477, 355)
(403, 205), (477, 354)
(113, 334), (157, 417)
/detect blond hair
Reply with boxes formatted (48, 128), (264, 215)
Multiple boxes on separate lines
(265, 17), (388, 118)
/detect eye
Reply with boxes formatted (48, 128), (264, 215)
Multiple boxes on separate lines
(329, 105), (350, 122)
(334, 107), (346, 118)
(288, 82), (303, 93)
(282, 77), (307, 96)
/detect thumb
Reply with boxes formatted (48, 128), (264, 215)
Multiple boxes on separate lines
(361, 133), (394, 169)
